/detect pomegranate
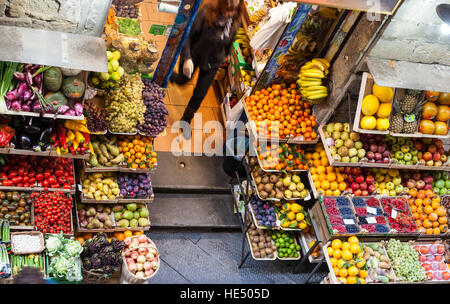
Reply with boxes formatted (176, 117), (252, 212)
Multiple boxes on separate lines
(439, 92), (450, 105)
(419, 120), (435, 134)
(422, 102), (438, 120)
(436, 105), (450, 122)
(425, 91), (440, 102)
(434, 121), (448, 135)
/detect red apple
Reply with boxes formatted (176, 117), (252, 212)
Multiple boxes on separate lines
(368, 184), (376, 193)
(352, 168), (361, 175)
(362, 190), (369, 196)
(366, 176), (374, 184)
(355, 175), (365, 184)
(414, 141), (423, 151)
(360, 182), (368, 191)
(424, 184), (433, 190)
(428, 145), (437, 153)
(350, 182), (360, 191)
(354, 189), (362, 196)
(423, 152), (433, 161)
(406, 179), (417, 189)
(433, 152), (441, 162)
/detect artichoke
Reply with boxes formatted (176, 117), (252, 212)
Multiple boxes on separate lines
(82, 257), (92, 270)
(91, 253), (102, 269)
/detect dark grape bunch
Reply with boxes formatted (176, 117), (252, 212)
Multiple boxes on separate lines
(84, 100), (108, 132)
(250, 195), (277, 228)
(138, 79), (169, 137)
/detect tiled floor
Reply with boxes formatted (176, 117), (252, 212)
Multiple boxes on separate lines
(141, 0), (224, 154)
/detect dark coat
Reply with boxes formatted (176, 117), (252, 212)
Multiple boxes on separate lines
(181, 9), (238, 71)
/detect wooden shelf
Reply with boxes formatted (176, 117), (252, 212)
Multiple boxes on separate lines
(82, 160), (156, 174)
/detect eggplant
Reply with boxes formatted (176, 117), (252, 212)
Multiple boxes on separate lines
(19, 135), (32, 149)
(38, 127), (53, 145)
(23, 125), (41, 135)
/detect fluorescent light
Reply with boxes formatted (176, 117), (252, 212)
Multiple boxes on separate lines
(441, 23), (450, 35)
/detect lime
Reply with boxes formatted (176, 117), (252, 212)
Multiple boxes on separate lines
(296, 245), (301, 251)
(271, 235), (276, 240)
(279, 253), (284, 258)
(289, 244), (295, 249)
(112, 50), (121, 61)
(107, 51), (113, 61)
(100, 72), (110, 81)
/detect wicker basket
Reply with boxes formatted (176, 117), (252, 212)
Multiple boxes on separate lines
(11, 231), (44, 255)
(120, 236), (159, 284)
(82, 266), (121, 284)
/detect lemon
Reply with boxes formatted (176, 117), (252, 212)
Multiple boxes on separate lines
(348, 266), (359, 277)
(347, 276), (357, 284)
(287, 211), (296, 221)
(361, 94), (379, 116)
(350, 244), (361, 254)
(331, 239), (342, 250)
(337, 259), (346, 269)
(296, 212), (305, 222)
(291, 203), (302, 213)
(360, 115), (377, 130)
(359, 269), (368, 279)
(342, 250), (353, 261)
(330, 257), (338, 267)
(376, 118), (390, 131)
(282, 203), (291, 212)
(339, 268), (348, 278)
(333, 267), (340, 276)
(298, 221), (307, 229)
(332, 249), (342, 259)
(359, 278), (366, 284)
(373, 83), (394, 102)
(377, 102), (392, 118)
(348, 236), (359, 244)
(338, 277), (347, 284)
(327, 247), (334, 256)
(356, 258), (366, 268)
(341, 242), (351, 251)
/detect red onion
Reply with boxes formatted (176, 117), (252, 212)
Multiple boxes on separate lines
(74, 102), (83, 116)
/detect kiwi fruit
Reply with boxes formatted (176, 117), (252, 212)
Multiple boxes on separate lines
(260, 251), (266, 258)
(253, 236), (259, 243)
(267, 253), (274, 259)
(254, 251), (261, 258)
(258, 242), (265, 249)
(265, 248), (273, 254)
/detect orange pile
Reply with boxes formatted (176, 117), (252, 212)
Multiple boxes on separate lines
(408, 189), (448, 234)
(245, 83), (317, 140)
(118, 135), (157, 169)
(307, 143), (347, 196)
(256, 143), (308, 171)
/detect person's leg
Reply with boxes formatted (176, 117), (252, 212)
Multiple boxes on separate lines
(181, 67), (218, 124)
(170, 57), (192, 85)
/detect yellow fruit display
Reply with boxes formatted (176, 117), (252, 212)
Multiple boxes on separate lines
(361, 95), (379, 116)
(329, 237), (367, 284)
(372, 83), (394, 103)
(361, 116), (377, 129)
(377, 102), (392, 118)
(376, 118), (390, 131)
(342, 250), (353, 261)
(331, 239), (342, 250)
(350, 244), (361, 254)
(348, 236), (359, 244)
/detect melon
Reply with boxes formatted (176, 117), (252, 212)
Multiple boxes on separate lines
(436, 105), (450, 122)
(372, 84), (394, 102)
(419, 120), (435, 135)
(434, 121), (448, 135)
(377, 103), (392, 118)
(360, 116), (377, 130)
(376, 118), (390, 131)
(361, 95), (379, 116)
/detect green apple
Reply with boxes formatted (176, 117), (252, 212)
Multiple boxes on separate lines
(112, 50), (121, 61)
(395, 184), (404, 194)
(106, 51), (113, 61)
(386, 182), (395, 190)
(393, 177), (402, 186)
(389, 190), (397, 196)
(403, 153), (412, 161)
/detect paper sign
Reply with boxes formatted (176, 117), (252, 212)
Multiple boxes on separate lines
(367, 207), (377, 215)
(164, 25), (173, 37)
(391, 209), (398, 219)
(366, 217), (377, 224)
(343, 218), (355, 225)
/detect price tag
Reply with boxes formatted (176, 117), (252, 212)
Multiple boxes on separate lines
(366, 217), (377, 224)
(367, 207), (377, 215)
(276, 219), (281, 227)
(391, 209), (398, 219)
(77, 184), (82, 192)
(343, 218), (355, 225)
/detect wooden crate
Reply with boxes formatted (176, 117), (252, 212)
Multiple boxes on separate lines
(353, 72), (394, 135)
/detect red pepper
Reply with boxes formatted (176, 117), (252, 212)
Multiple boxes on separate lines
(0, 124), (15, 147)
(2, 180), (13, 186)
(56, 124), (67, 151)
(81, 132), (90, 144)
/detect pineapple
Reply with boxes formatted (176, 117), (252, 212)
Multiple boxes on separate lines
(400, 89), (422, 114)
(389, 98), (404, 133)
(401, 99), (426, 134)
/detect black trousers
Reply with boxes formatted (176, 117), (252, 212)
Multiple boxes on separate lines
(171, 57), (219, 124)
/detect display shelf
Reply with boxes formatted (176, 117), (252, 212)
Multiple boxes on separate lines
(318, 125), (450, 171)
(80, 195), (154, 204)
(82, 160), (156, 174)
(0, 185), (74, 194)
(245, 231), (277, 261)
(249, 145), (307, 173)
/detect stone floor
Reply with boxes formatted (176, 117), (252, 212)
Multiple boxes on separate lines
(145, 230), (328, 284)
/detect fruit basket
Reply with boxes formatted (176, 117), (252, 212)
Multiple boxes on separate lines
(271, 231), (301, 260)
(410, 240), (450, 283)
(246, 219), (277, 261)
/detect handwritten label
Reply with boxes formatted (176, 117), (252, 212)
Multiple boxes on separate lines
(343, 218), (355, 225)
(391, 209), (398, 219)
(367, 207), (377, 215)
(366, 217), (377, 224)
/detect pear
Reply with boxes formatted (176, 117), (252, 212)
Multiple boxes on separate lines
(326, 123), (335, 133)
(292, 175), (301, 184)
(282, 177), (291, 187)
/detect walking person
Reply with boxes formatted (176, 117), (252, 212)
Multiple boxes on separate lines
(171, 0), (241, 138)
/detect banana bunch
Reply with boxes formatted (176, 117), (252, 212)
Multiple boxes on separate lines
(250, 6), (268, 23)
(297, 58), (330, 104)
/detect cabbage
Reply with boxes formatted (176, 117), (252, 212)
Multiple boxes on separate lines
(45, 235), (63, 256)
(64, 240), (83, 257)
(49, 256), (71, 278)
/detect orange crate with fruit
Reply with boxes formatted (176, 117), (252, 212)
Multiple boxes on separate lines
(244, 83), (318, 142)
(253, 142), (309, 172)
(118, 135), (157, 170)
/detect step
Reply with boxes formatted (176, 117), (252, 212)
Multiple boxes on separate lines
(149, 193), (241, 229)
(152, 152), (232, 192)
